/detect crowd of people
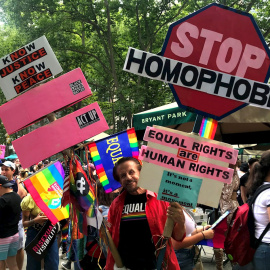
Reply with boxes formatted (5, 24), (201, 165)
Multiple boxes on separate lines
(0, 152), (269, 270)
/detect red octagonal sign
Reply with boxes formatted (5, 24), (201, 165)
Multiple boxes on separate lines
(161, 3), (270, 120)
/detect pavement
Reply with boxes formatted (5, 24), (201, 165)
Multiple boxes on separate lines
(21, 245), (232, 269)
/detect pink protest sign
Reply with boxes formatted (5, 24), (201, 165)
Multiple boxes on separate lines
(139, 145), (234, 184)
(0, 68), (92, 135)
(0, 145), (5, 159)
(13, 102), (109, 168)
(144, 126), (238, 164)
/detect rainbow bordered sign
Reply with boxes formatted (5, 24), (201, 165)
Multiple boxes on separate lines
(24, 161), (69, 224)
(88, 128), (139, 193)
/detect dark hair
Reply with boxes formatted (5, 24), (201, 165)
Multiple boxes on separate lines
(248, 158), (259, 166)
(112, 157), (142, 182)
(97, 181), (117, 206)
(240, 162), (249, 173)
(13, 166), (19, 176)
(37, 163), (43, 170)
(247, 150), (270, 195)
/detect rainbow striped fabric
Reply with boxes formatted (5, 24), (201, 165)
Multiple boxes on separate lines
(61, 222), (69, 244)
(121, 212), (146, 221)
(24, 161), (69, 225)
(199, 117), (218, 139)
(69, 158), (96, 217)
(88, 128), (139, 193)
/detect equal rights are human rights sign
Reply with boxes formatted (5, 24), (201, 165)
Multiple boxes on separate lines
(138, 125), (238, 208)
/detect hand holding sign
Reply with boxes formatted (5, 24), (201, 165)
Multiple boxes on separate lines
(35, 213), (48, 225)
(167, 202), (185, 225)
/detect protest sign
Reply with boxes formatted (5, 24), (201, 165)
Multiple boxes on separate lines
(0, 145), (5, 159)
(25, 220), (58, 260)
(24, 161), (69, 224)
(140, 145), (233, 183)
(124, 4), (270, 120)
(13, 102), (109, 168)
(0, 68), (92, 134)
(157, 170), (202, 208)
(0, 36), (62, 100)
(138, 125), (237, 207)
(124, 47), (270, 111)
(160, 3), (270, 120)
(88, 128), (139, 192)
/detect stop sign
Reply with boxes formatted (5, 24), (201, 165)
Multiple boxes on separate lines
(161, 3), (270, 120)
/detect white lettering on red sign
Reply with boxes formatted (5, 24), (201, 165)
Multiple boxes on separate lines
(170, 22), (266, 78)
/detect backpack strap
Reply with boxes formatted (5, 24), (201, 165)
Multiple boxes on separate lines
(249, 184), (270, 206)
(258, 223), (270, 243)
(249, 184), (270, 245)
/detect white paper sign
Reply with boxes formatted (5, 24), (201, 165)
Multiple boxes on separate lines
(0, 36), (63, 100)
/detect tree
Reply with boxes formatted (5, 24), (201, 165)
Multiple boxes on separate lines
(0, 0), (269, 140)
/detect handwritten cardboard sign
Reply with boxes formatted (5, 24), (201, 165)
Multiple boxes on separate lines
(138, 125), (238, 208)
(0, 68), (92, 134)
(0, 36), (62, 100)
(13, 102), (109, 168)
(158, 170), (202, 208)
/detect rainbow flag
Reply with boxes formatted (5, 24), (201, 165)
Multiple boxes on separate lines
(88, 128), (139, 193)
(70, 158), (96, 217)
(61, 222), (69, 244)
(24, 161), (69, 225)
(199, 117), (218, 139)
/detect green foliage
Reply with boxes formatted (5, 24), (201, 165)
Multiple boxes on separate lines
(0, 0), (269, 148)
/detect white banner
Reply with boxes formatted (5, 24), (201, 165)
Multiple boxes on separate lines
(124, 47), (270, 110)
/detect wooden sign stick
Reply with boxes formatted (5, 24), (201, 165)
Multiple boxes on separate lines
(99, 220), (124, 268)
(156, 212), (174, 270)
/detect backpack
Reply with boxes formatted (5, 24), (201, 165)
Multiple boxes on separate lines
(224, 184), (270, 266)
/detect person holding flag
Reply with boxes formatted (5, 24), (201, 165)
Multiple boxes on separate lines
(21, 193), (59, 270)
(106, 157), (185, 270)
(0, 175), (22, 270)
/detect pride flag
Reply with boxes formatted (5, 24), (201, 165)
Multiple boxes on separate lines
(24, 161), (69, 225)
(70, 158), (96, 217)
(88, 128), (139, 193)
(199, 117), (218, 140)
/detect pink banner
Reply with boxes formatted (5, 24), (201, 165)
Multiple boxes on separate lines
(144, 126), (238, 164)
(139, 145), (233, 184)
(0, 68), (92, 134)
(13, 102), (109, 168)
(0, 145), (5, 159)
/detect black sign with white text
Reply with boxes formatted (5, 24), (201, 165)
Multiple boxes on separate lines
(76, 109), (100, 129)
(25, 220), (58, 261)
